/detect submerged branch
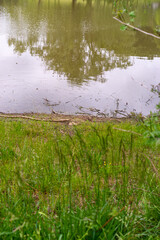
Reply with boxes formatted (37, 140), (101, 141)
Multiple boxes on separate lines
(113, 16), (160, 40)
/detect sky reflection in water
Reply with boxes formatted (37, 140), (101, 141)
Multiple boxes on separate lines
(0, 0), (160, 116)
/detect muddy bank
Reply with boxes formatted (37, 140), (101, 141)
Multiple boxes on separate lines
(0, 112), (132, 124)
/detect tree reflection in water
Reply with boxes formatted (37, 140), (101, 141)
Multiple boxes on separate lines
(2, 0), (160, 85)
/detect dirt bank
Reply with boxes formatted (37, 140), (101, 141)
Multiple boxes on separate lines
(0, 113), (126, 124)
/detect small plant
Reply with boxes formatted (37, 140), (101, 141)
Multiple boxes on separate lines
(155, 25), (160, 36)
(141, 113), (160, 146)
(140, 85), (160, 146)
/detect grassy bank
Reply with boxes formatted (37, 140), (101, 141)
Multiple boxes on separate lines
(0, 115), (160, 239)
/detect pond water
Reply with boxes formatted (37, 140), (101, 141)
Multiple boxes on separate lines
(0, 0), (160, 117)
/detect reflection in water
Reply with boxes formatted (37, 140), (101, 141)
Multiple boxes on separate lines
(0, 0), (160, 116)
(6, 0), (134, 84)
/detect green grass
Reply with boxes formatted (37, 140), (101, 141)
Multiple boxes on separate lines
(0, 117), (160, 239)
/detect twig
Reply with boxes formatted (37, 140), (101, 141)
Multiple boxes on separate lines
(0, 114), (70, 123)
(113, 16), (160, 40)
(114, 110), (129, 117)
(97, 205), (126, 231)
(113, 127), (142, 136)
(23, 180), (38, 191)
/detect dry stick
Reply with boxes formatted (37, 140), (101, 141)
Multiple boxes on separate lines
(0, 114), (70, 123)
(113, 127), (142, 136)
(23, 180), (38, 192)
(113, 16), (160, 40)
(97, 198), (134, 232)
(97, 205), (126, 232)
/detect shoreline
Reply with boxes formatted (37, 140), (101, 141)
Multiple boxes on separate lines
(0, 112), (142, 124)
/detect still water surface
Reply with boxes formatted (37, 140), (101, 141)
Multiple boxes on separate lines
(0, 0), (160, 116)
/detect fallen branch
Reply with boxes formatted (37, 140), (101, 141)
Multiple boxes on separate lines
(113, 16), (160, 40)
(0, 114), (70, 123)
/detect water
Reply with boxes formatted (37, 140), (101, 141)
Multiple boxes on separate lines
(0, 0), (160, 117)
